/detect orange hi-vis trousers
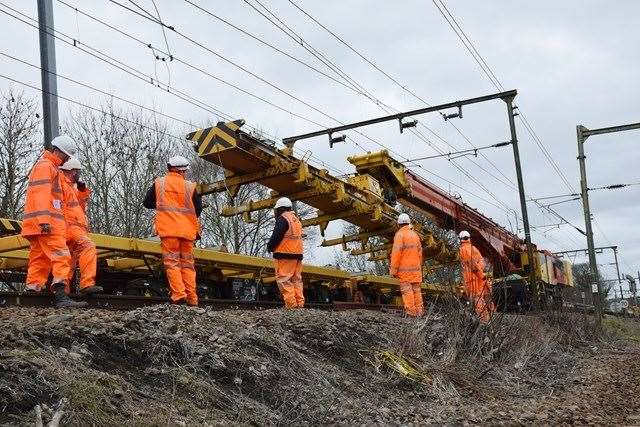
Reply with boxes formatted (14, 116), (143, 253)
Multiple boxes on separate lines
(469, 286), (495, 323)
(274, 258), (304, 308)
(25, 234), (71, 290)
(65, 226), (97, 293)
(463, 271), (495, 323)
(161, 237), (197, 306)
(400, 282), (424, 316)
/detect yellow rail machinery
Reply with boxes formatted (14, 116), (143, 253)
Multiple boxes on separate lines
(187, 120), (457, 266)
(0, 220), (423, 303)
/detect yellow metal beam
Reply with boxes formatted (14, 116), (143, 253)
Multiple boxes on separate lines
(350, 244), (393, 257)
(0, 219), (451, 294)
(348, 150), (409, 192)
(0, 235), (29, 254)
(0, 258), (27, 269)
(221, 187), (336, 217)
(106, 258), (150, 270)
(0, 249), (29, 259)
(198, 163), (298, 195)
(321, 228), (394, 247)
(368, 253), (390, 262)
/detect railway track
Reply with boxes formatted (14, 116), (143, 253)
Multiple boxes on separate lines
(0, 291), (403, 312)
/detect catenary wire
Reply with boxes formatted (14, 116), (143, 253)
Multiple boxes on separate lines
(0, 3), (347, 175)
(241, 0), (519, 214)
(285, 0), (517, 188)
(96, 1), (516, 213)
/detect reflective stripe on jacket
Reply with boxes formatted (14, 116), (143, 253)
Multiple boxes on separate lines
(61, 175), (90, 234)
(154, 172), (200, 240)
(390, 225), (423, 283)
(274, 211), (303, 255)
(21, 151), (66, 237)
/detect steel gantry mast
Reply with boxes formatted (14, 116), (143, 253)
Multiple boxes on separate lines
(576, 121), (640, 325)
(283, 89), (539, 300)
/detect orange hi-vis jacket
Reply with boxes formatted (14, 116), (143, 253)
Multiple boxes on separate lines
(154, 172), (200, 240)
(21, 151), (66, 237)
(274, 211), (303, 255)
(390, 225), (423, 283)
(459, 240), (487, 295)
(61, 175), (91, 234)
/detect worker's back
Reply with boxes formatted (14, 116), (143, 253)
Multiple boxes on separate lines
(154, 171), (200, 240)
(459, 240), (486, 295)
(22, 151), (66, 237)
(390, 225), (423, 283)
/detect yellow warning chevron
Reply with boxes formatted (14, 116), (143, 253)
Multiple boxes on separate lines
(186, 119), (245, 156)
(0, 218), (21, 236)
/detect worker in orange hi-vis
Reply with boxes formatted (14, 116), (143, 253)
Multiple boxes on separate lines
(390, 213), (424, 317)
(59, 157), (102, 295)
(22, 135), (87, 308)
(144, 155), (203, 306)
(458, 230), (495, 323)
(267, 197), (305, 309)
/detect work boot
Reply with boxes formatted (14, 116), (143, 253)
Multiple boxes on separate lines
(171, 298), (187, 305)
(80, 285), (104, 295)
(24, 284), (44, 293)
(52, 283), (88, 308)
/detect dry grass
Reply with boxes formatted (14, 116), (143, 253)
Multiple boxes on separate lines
(0, 305), (628, 426)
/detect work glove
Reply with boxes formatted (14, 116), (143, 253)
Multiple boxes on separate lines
(39, 223), (51, 234)
(76, 181), (86, 191)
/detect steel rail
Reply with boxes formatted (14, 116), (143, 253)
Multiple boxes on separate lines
(0, 291), (403, 312)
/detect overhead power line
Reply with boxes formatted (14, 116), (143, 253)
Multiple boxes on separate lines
(430, 0), (611, 253)
(1, 4), (347, 175)
(0, 51), (194, 128)
(4, 1), (520, 217)
(533, 200), (585, 236)
(0, 73), (183, 142)
(405, 141), (511, 163)
(285, 0), (518, 188)
(57, 1), (499, 208)
(277, 0), (519, 200)
(182, 0), (377, 96)
(241, 0), (519, 215)
(589, 182), (640, 191)
(101, 0), (517, 214)
(431, 0), (577, 195)
(1, 3), (235, 121)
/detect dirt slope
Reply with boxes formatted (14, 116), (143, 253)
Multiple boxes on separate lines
(0, 305), (638, 425)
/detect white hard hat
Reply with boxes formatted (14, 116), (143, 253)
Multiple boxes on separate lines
(274, 197), (292, 209)
(459, 230), (471, 240)
(60, 157), (82, 171)
(397, 213), (411, 225)
(167, 155), (190, 170)
(51, 135), (77, 157)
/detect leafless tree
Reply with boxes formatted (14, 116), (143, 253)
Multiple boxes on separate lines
(190, 155), (318, 256)
(569, 262), (609, 304)
(63, 107), (316, 258)
(0, 89), (40, 219)
(188, 154), (274, 256)
(63, 103), (179, 237)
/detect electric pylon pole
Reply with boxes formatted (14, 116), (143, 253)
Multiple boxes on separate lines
(37, 0), (59, 149)
(576, 121), (640, 328)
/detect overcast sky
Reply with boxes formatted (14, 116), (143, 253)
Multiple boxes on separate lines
(1, 1), (638, 290)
